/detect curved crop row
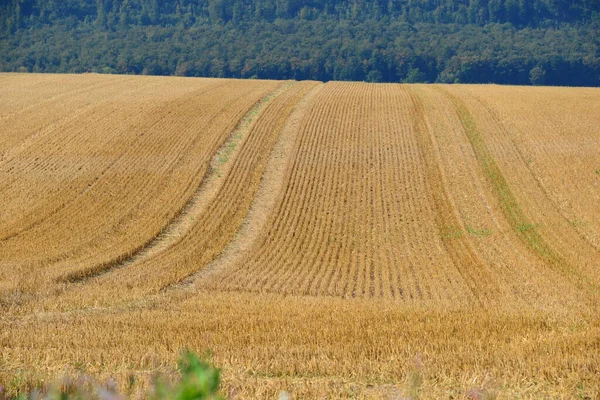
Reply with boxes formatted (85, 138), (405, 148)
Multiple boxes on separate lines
(35, 80), (318, 309)
(205, 83), (487, 303)
(460, 86), (600, 256)
(438, 86), (599, 299)
(200, 82), (599, 309)
(0, 75), (279, 296)
(2, 76), (597, 313)
(0, 76), (175, 239)
(410, 85), (581, 310)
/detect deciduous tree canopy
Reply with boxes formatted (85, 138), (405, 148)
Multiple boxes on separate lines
(1, 0), (599, 85)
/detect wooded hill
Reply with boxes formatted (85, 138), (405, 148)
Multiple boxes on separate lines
(1, 0), (599, 85)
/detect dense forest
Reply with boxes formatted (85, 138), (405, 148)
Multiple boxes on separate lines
(1, 0), (599, 85)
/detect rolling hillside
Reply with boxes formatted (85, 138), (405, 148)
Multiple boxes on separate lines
(0, 73), (599, 398)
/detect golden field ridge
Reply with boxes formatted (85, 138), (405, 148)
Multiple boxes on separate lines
(0, 73), (599, 398)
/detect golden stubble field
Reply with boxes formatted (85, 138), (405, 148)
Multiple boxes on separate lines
(0, 73), (599, 399)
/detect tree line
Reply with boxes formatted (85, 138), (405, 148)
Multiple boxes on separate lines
(1, 0), (599, 86)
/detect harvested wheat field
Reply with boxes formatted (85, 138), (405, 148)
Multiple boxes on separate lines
(0, 73), (599, 399)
